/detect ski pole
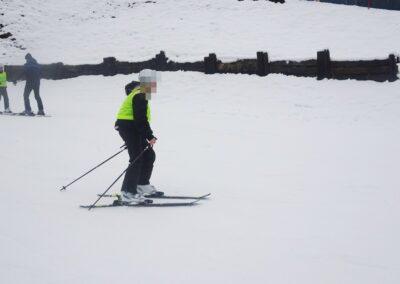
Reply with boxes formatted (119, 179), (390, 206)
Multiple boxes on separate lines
(87, 145), (150, 210)
(59, 145), (128, 191)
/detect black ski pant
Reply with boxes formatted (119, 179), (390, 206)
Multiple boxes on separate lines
(24, 81), (43, 112)
(0, 87), (9, 110)
(118, 128), (156, 194)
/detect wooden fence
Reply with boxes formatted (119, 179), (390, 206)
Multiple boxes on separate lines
(6, 50), (399, 83)
(308, 0), (400, 10)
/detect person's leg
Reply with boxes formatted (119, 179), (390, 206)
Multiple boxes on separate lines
(119, 130), (144, 194)
(23, 83), (33, 112)
(0, 88), (5, 109)
(3, 88), (10, 110)
(138, 146), (156, 185)
(33, 82), (44, 112)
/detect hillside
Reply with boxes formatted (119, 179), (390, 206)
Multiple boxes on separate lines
(0, 0), (399, 64)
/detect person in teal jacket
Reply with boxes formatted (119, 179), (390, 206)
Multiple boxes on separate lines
(0, 64), (12, 113)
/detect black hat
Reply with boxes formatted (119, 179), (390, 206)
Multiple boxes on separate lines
(125, 80), (140, 95)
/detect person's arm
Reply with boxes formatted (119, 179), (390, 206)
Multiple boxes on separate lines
(132, 93), (155, 142)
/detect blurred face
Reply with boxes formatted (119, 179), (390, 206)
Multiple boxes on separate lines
(140, 81), (157, 93)
(139, 70), (160, 100)
(141, 81), (157, 100)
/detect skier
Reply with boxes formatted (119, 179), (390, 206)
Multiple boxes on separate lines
(0, 64), (12, 113)
(20, 53), (45, 116)
(115, 69), (159, 204)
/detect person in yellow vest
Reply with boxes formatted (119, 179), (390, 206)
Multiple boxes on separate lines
(0, 64), (12, 113)
(115, 69), (159, 204)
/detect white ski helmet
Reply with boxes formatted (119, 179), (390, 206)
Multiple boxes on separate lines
(139, 69), (157, 83)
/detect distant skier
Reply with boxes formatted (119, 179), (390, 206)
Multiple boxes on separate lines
(115, 69), (160, 204)
(0, 64), (12, 113)
(19, 53), (45, 116)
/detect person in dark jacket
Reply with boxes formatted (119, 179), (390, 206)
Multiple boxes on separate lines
(115, 69), (159, 204)
(20, 53), (45, 116)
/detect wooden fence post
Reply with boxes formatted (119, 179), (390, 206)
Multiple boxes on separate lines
(204, 53), (218, 74)
(317, 49), (331, 80)
(103, 57), (117, 76)
(256, 52), (270, 76)
(388, 54), (398, 82)
(154, 51), (168, 71)
(53, 62), (65, 79)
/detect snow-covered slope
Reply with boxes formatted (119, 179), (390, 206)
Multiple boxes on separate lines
(1, 0), (400, 283)
(1, 73), (400, 283)
(0, 0), (399, 64)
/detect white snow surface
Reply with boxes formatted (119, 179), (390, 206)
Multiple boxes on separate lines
(1, 0), (400, 283)
(0, 0), (399, 64)
(1, 73), (400, 283)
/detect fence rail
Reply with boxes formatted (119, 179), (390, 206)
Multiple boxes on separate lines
(308, 0), (400, 10)
(5, 50), (399, 83)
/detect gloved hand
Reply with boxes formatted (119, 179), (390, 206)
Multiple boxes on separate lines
(148, 137), (157, 147)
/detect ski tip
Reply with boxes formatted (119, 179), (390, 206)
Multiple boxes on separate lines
(190, 195), (209, 204)
(188, 193), (211, 205)
(199, 193), (211, 199)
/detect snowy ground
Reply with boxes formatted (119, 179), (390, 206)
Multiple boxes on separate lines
(1, 0), (400, 283)
(0, 0), (399, 64)
(1, 72), (400, 283)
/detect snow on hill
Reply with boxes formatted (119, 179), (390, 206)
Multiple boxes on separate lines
(0, 0), (400, 284)
(0, 0), (399, 64)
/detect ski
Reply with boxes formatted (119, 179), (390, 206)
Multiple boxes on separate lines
(0, 112), (51, 117)
(17, 113), (52, 117)
(0, 112), (16, 116)
(97, 192), (211, 200)
(80, 197), (203, 209)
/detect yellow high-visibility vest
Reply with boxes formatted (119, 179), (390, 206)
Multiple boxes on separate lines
(116, 87), (151, 121)
(0, 72), (7, 88)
